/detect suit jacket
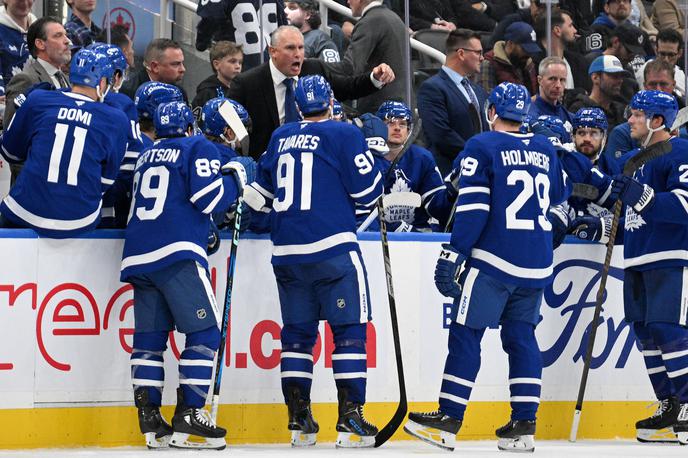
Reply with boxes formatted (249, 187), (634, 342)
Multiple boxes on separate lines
(417, 69), (487, 176)
(227, 59), (379, 159)
(4, 59), (57, 124)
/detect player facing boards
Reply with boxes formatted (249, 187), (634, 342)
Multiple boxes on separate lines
(404, 82), (571, 452)
(121, 101), (255, 450)
(0, 48), (129, 237)
(243, 75), (383, 448)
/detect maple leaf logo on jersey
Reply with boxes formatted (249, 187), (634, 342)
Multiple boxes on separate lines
(624, 206), (646, 232)
(390, 169), (412, 193)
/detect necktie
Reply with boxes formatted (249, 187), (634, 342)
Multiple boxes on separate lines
(283, 78), (300, 123)
(55, 71), (69, 88)
(461, 78), (483, 132)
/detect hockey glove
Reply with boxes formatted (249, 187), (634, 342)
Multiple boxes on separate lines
(445, 167), (461, 200)
(570, 215), (611, 244)
(207, 220), (220, 255)
(612, 175), (655, 214)
(434, 243), (467, 299)
(222, 201), (252, 233)
(221, 156), (257, 193)
(548, 205), (571, 249)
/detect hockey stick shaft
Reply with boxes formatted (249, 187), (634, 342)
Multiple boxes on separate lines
(569, 139), (672, 441)
(210, 198), (243, 423)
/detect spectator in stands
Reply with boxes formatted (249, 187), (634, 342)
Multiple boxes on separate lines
(637, 28), (685, 99)
(533, 9), (589, 92)
(486, 0), (554, 51)
(120, 38), (188, 102)
(417, 29), (487, 176)
(285, 0), (341, 62)
(64, 0), (102, 52)
(327, 0), (407, 114)
(408, 0), (457, 32)
(605, 59), (680, 159)
(227, 25), (394, 159)
(477, 21), (539, 95)
(0, 0), (36, 99)
(449, 1), (499, 33)
(192, 41), (243, 113)
(4, 17), (71, 125)
(591, 0), (631, 34)
(96, 24), (134, 68)
(558, 0), (596, 31)
(651, 0), (685, 37)
(585, 22), (644, 103)
(528, 57), (574, 130)
(567, 55), (627, 131)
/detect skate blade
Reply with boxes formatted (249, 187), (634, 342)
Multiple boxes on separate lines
(403, 419), (456, 451)
(144, 432), (171, 449)
(497, 435), (535, 453)
(676, 430), (688, 445)
(291, 431), (317, 447)
(335, 431), (375, 448)
(169, 432), (226, 450)
(637, 427), (678, 443)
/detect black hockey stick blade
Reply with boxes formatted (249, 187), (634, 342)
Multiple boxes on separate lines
(622, 139), (672, 176)
(572, 183), (599, 200)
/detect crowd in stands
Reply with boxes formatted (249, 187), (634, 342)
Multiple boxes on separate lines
(0, 0), (687, 235)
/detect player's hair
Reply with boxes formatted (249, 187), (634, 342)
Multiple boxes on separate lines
(144, 38), (182, 65)
(657, 28), (683, 49)
(644, 58), (675, 81)
(95, 24), (132, 51)
(139, 118), (154, 134)
(27, 16), (61, 59)
(538, 56), (566, 76)
(209, 41), (243, 73)
(270, 25), (302, 47)
(445, 29), (481, 55)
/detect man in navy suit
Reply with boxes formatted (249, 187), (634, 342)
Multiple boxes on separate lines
(417, 29), (487, 176)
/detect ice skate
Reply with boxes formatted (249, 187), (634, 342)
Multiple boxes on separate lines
(404, 410), (462, 451)
(636, 397), (679, 443)
(286, 386), (319, 447)
(674, 402), (688, 445)
(496, 419), (535, 453)
(169, 388), (227, 450)
(335, 389), (377, 448)
(134, 388), (172, 449)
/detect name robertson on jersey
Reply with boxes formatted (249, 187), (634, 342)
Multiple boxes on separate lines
(135, 148), (181, 170)
(57, 107), (92, 126)
(500, 149), (550, 172)
(277, 134), (321, 153)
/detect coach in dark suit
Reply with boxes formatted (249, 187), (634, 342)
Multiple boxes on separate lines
(418, 29), (487, 176)
(228, 25), (395, 159)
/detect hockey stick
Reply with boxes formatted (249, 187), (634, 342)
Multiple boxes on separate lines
(572, 183), (599, 201)
(373, 118), (421, 448)
(569, 139), (673, 442)
(210, 197), (243, 423)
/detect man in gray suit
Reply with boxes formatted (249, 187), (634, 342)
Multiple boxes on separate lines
(327, 0), (408, 114)
(4, 17), (72, 125)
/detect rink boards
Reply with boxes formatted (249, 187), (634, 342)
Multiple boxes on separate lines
(0, 230), (655, 448)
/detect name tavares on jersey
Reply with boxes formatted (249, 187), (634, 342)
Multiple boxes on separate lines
(277, 134), (320, 153)
(57, 107), (92, 126)
(500, 149), (550, 172)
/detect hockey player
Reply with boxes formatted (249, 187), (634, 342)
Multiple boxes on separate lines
(0, 48), (129, 237)
(134, 81), (184, 147)
(243, 75), (382, 448)
(573, 90), (688, 444)
(121, 101), (253, 450)
(89, 42), (145, 228)
(332, 99), (345, 121)
(404, 82), (571, 452)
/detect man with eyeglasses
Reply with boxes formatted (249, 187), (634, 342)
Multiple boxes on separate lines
(636, 28), (686, 100)
(606, 59), (681, 161)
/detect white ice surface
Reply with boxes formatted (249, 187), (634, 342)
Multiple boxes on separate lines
(0, 440), (685, 458)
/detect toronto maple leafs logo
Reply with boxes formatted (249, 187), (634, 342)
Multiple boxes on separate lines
(390, 169), (412, 193)
(624, 206), (646, 232)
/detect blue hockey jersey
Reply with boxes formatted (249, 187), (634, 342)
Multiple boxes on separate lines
(623, 137), (688, 271)
(121, 135), (240, 280)
(451, 131), (571, 288)
(364, 144), (446, 231)
(246, 119), (383, 265)
(0, 89), (129, 237)
(0, 9), (33, 96)
(100, 91), (144, 227)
